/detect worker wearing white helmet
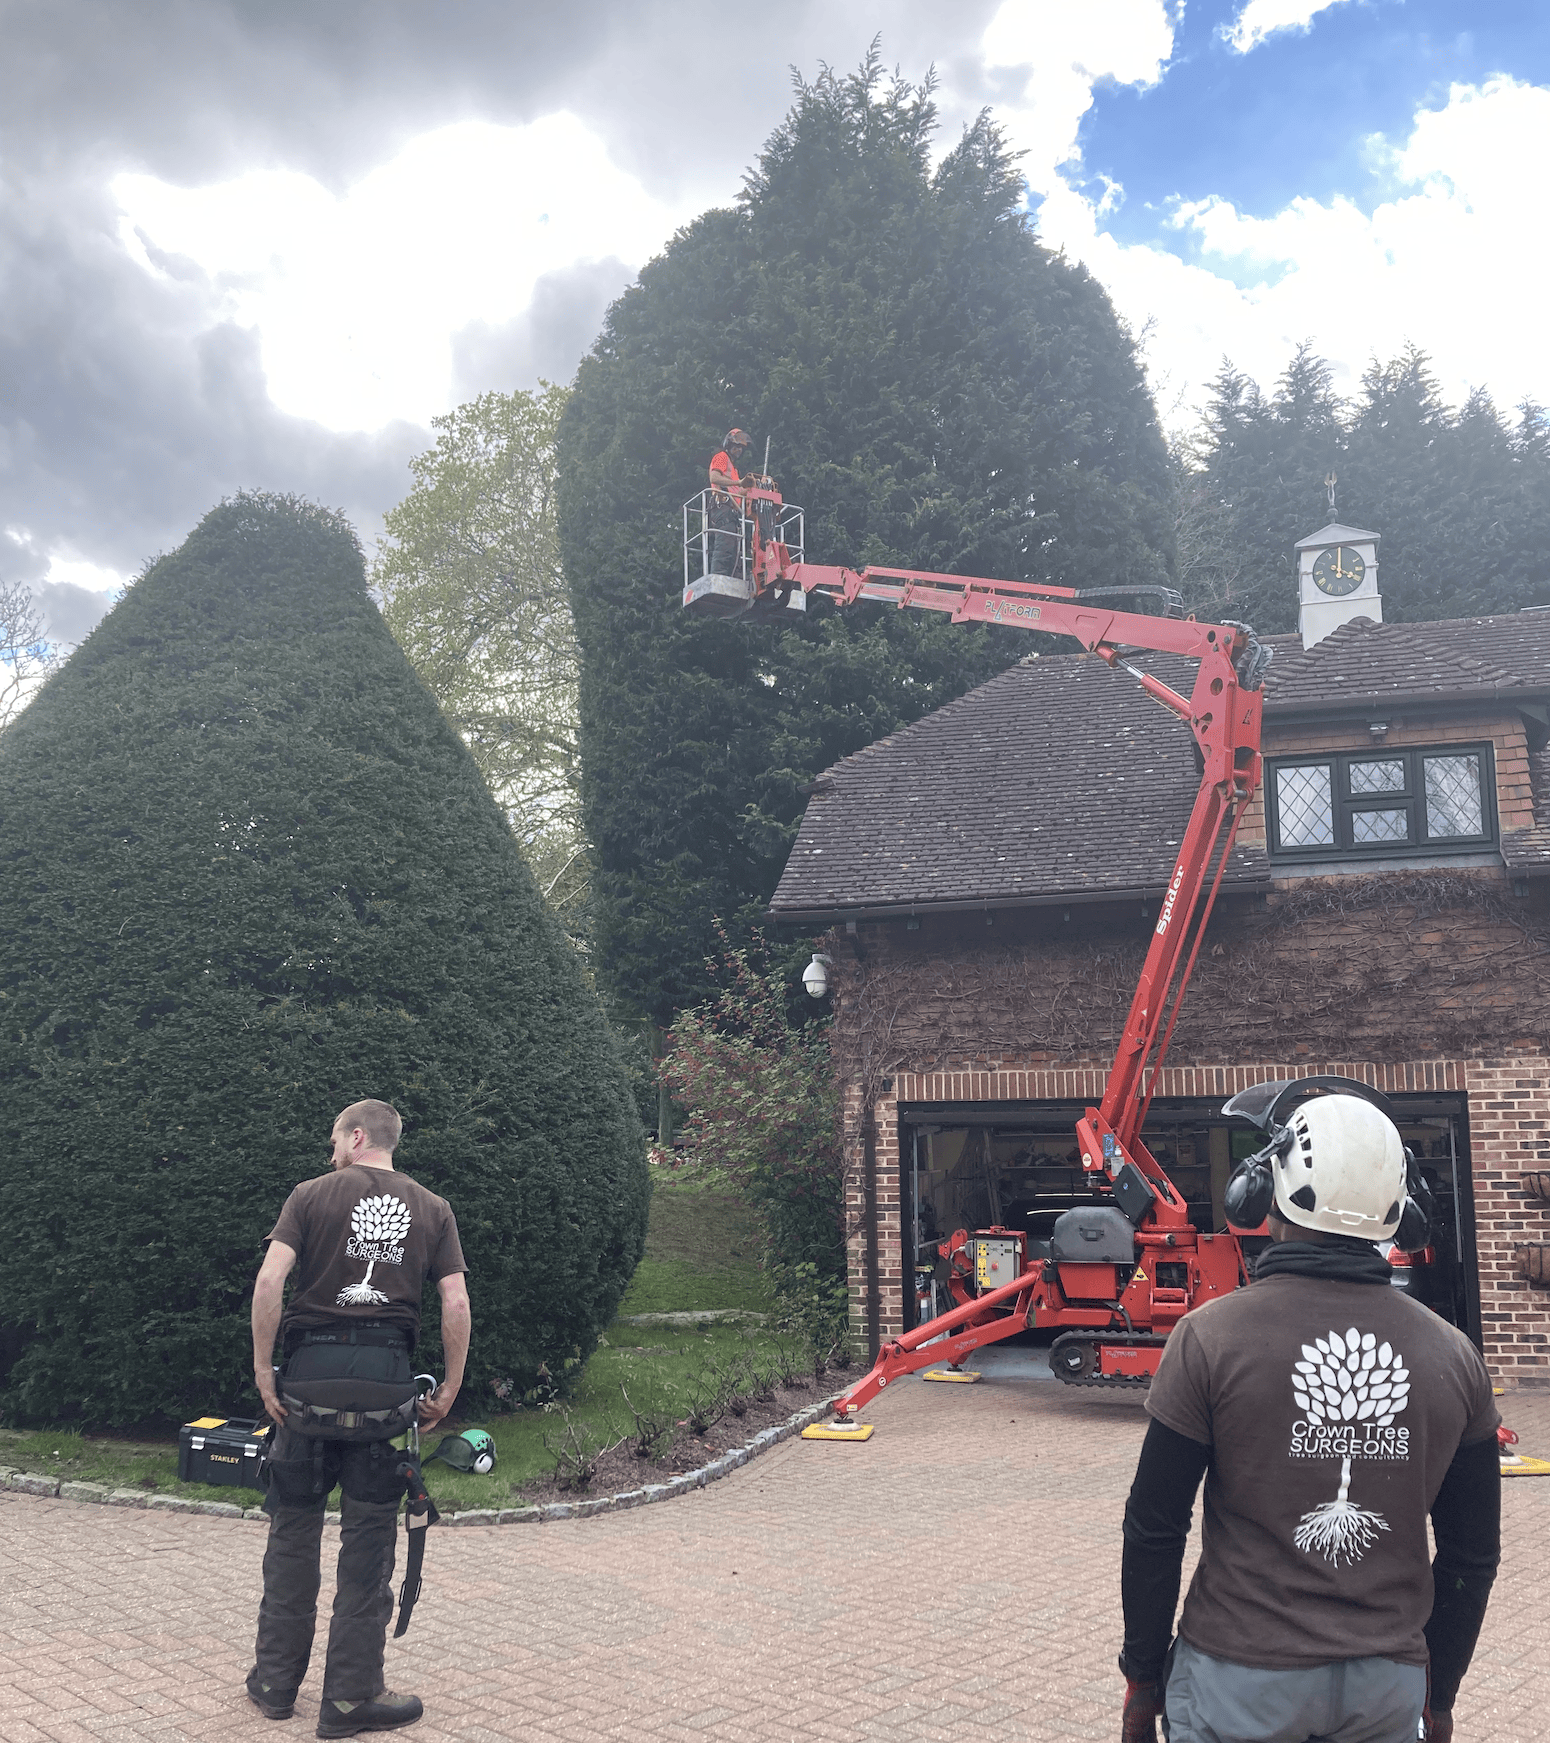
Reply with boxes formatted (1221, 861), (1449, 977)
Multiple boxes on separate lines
(1118, 1083), (1500, 1743)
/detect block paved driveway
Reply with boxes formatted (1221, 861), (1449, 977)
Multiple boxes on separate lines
(3, 1370), (1548, 1743)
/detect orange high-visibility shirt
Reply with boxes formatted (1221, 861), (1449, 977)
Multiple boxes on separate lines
(709, 450), (740, 484)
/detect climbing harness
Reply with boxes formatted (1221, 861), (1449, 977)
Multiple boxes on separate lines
(278, 1325), (421, 1441)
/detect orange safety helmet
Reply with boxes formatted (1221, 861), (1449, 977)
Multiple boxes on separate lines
(723, 427), (751, 451)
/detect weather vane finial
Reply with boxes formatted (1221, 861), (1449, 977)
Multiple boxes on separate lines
(1325, 471), (1338, 516)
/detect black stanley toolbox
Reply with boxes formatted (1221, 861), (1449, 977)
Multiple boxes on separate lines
(177, 1415), (271, 1489)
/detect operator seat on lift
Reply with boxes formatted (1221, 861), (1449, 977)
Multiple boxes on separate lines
(1049, 1205), (1136, 1264)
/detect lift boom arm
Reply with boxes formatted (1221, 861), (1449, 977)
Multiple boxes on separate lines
(753, 525), (1269, 1179)
(686, 482), (1270, 1413)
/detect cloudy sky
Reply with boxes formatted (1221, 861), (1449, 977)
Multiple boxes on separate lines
(5, 0), (1548, 646)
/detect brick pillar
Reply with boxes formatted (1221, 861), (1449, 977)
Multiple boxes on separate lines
(842, 1079), (906, 1351)
(875, 1083), (903, 1340)
(1464, 1056), (1550, 1383)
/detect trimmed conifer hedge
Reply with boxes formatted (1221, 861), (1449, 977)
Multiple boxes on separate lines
(0, 494), (648, 1428)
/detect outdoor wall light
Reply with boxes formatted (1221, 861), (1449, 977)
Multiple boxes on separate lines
(802, 952), (833, 998)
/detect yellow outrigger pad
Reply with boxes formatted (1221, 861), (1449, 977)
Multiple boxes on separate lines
(802, 1421), (874, 1441)
(922, 1369), (982, 1383)
(1501, 1453), (1550, 1476)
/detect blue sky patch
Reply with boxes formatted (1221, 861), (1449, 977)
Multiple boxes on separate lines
(1073, 0), (1550, 261)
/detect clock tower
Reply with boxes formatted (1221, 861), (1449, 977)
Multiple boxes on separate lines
(1296, 519), (1381, 650)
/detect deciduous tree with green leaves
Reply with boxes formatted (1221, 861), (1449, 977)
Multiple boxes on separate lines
(558, 51), (1176, 1029)
(376, 386), (586, 918)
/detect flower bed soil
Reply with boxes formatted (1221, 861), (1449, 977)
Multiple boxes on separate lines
(512, 1372), (851, 1504)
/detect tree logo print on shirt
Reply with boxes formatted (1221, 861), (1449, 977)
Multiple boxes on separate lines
(1289, 1326), (1410, 1567)
(336, 1194), (412, 1306)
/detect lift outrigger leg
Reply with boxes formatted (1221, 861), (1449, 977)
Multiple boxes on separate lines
(830, 1272), (1042, 1417)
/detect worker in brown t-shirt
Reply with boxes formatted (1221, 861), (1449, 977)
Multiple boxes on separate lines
(1119, 1088), (1500, 1743)
(246, 1099), (471, 1738)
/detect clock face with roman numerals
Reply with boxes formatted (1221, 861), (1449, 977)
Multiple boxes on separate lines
(1311, 545), (1366, 597)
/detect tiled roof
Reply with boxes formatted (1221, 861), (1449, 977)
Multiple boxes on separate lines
(769, 611), (1550, 920)
(1258, 613), (1550, 711)
(770, 651), (1271, 918)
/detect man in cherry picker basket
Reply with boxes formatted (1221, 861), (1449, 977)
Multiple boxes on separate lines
(1119, 1086), (1500, 1743)
(706, 427), (752, 574)
(247, 1100), (471, 1738)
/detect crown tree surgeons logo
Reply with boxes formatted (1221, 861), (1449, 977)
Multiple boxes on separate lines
(1288, 1326), (1411, 1567)
(336, 1193), (412, 1306)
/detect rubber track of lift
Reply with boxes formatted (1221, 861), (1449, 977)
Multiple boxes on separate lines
(1050, 1331), (1170, 1389)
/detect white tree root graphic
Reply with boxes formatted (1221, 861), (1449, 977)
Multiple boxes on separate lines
(1293, 1454), (1390, 1565)
(1290, 1326), (1409, 1567)
(336, 1194), (412, 1306)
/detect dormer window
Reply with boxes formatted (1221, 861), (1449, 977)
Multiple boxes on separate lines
(1268, 746), (1496, 858)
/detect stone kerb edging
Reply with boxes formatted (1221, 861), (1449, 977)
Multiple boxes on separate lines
(0, 1394), (846, 1526)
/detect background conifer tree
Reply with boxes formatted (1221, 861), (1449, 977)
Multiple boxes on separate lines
(558, 53), (1175, 1029)
(1180, 341), (1550, 630)
(0, 493), (648, 1427)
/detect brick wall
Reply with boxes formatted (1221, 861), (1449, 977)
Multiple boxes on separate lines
(839, 1052), (1550, 1385)
(1462, 1058), (1550, 1379)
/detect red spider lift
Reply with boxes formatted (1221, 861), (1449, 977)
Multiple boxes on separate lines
(682, 476), (1273, 1406)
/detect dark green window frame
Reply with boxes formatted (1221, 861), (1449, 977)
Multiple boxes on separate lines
(1266, 744), (1497, 860)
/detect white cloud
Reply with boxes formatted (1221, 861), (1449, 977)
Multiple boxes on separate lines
(1136, 76), (1548, 423)
(985, 59), (1550, 431)
(114, 115), (701, 433)
(3, 531), (123, 647)
(38, 552), (123, 645)
(39, 552), (126, 597)
(1219, 0), (1356, 55)
(979, 0), (1176, 193)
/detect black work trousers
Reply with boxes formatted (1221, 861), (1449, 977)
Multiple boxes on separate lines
(252, 1424), (404, 1702)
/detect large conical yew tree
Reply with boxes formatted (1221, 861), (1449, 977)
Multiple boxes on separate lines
(0, 493), (648, 1427)
(558, 54), (1175, 1027)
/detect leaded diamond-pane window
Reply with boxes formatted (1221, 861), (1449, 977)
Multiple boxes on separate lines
(1276, 764), (1335, 847)
(1352, 808), (1410, 844)
(1424, 754), (1484, 838)
(1349, 759), (1405, 795)
(1269, 745), (1494, 858)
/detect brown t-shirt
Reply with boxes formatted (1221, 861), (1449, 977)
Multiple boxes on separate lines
(267, 1165), (466, 1348)
(1146, 1274), (1498, 1670)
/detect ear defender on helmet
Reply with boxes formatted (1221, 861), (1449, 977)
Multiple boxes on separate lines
(425, 1428), (497, 1474)
(1224, 1126), (1292, 1229)
(1224, 1089), (1412, 1242)
(1392, 1147), (1434, 1254)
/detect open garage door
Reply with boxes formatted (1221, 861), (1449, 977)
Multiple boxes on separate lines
(899, 1093), (1479, 1345)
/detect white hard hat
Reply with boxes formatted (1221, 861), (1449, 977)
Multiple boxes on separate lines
(1272, 1094), (1407, 1240)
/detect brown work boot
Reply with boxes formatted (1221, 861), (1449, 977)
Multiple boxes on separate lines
(315, 1690), (423, 1738)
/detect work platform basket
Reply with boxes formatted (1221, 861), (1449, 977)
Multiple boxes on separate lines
(681, 488), (807, 617)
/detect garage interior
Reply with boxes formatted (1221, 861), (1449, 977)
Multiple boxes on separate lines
(900, 1094), (1478, 1341)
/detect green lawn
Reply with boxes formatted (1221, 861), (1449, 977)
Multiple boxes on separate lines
(0, 1177), (799, 1512)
